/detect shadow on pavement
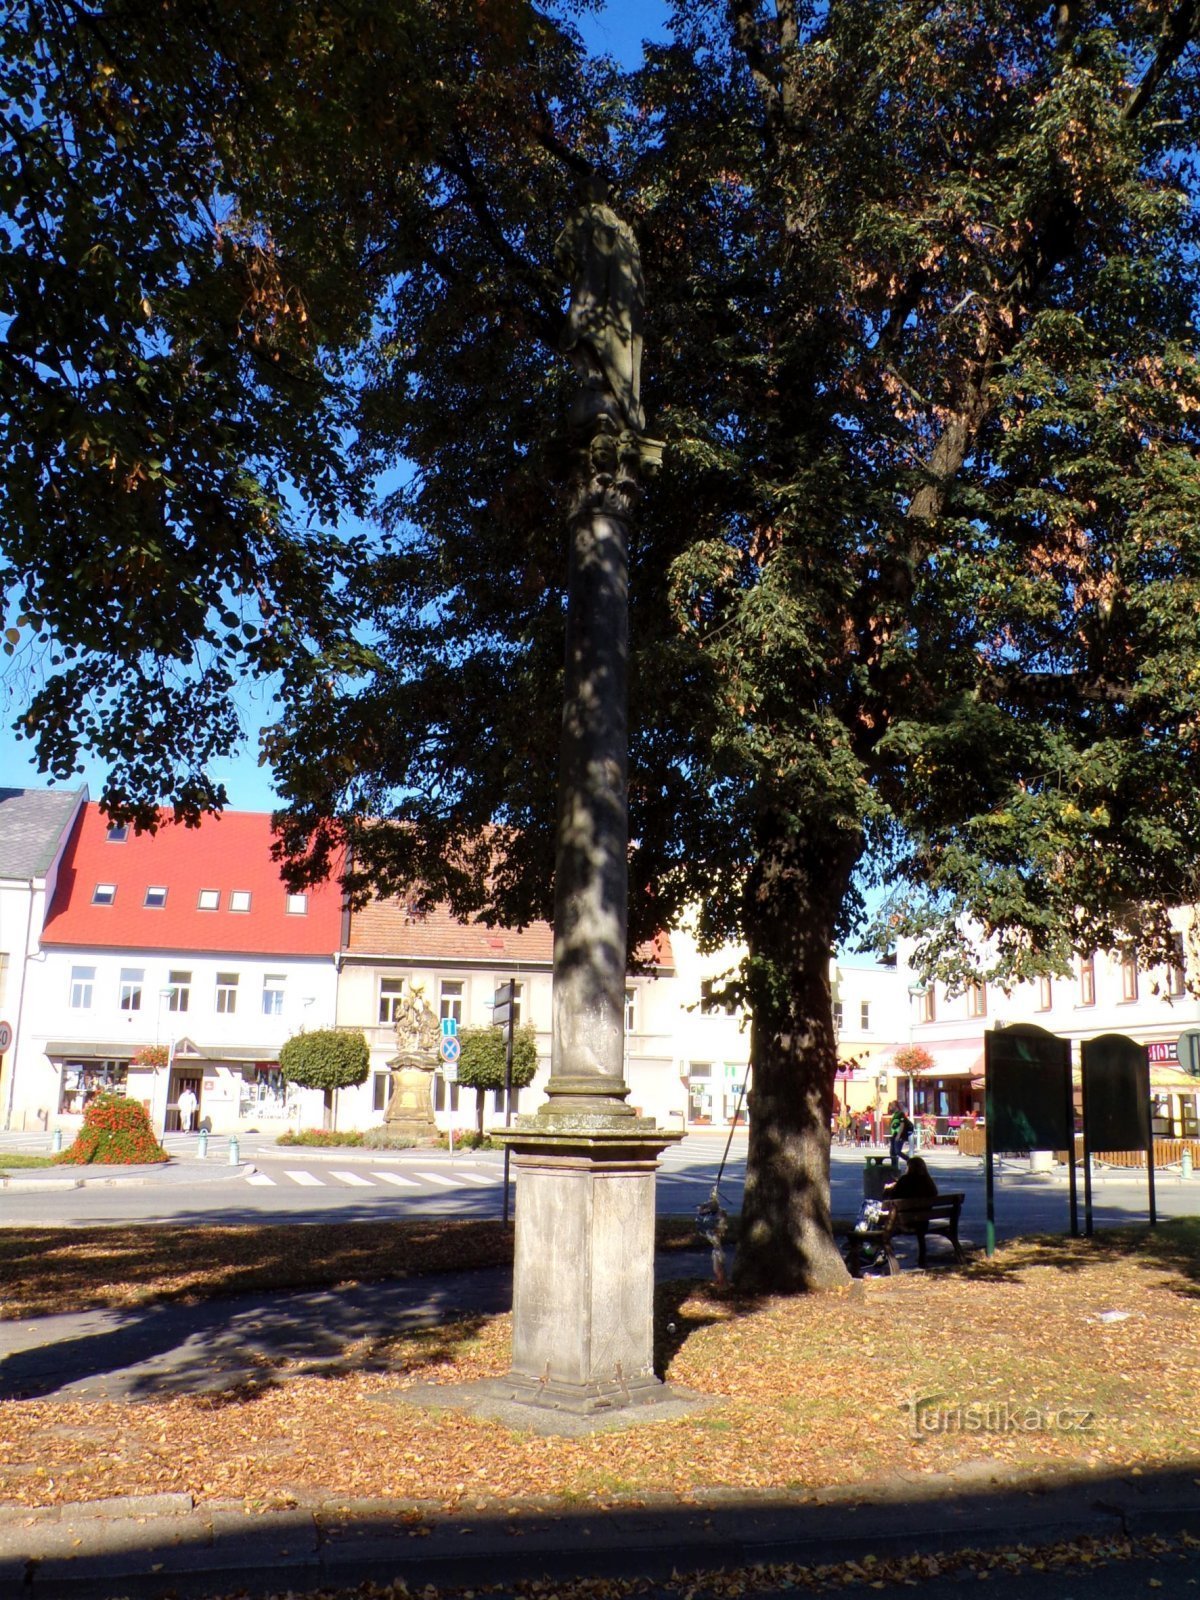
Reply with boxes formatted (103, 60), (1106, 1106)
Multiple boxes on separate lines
(2, 1462), (1197, 1599)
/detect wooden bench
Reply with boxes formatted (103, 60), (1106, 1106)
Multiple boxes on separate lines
(844, 1192), (966, 1277)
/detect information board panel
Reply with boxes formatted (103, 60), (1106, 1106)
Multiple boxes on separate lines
(1081, 1033), (1150, 1154)
(985, 1023), (1072, 1152)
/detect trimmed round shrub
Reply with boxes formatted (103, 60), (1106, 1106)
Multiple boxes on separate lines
(55, 1092), (167, 1165)
(279, 1028), (370, 1128)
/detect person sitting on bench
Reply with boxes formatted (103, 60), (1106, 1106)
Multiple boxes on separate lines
(885, 1155), (937, 1202)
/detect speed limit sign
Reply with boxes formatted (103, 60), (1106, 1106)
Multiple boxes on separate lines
(0, 1020), (12, 1054)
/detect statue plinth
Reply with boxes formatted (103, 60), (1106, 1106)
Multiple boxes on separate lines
(491, 1120), (685, 1414)
(383, 1050), (438, 1142)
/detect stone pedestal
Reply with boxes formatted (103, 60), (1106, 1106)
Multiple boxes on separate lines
(383, 1053), (438, 1143)
(492, 1123), (683, 1413)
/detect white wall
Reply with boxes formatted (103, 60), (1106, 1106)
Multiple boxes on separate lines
(16, 947), (338, 1133)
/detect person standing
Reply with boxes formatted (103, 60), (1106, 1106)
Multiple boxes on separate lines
(177, 1084), (199, 1134)
(888, 1100), (914, 1172)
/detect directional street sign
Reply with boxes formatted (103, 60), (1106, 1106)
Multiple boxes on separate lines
(440, 1016), (458, 1039)
(439, 1034), (461, 1064)
(492, 1004), (511, 1029)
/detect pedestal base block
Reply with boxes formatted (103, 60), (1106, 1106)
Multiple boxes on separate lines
(495, 1124), (683, 1414)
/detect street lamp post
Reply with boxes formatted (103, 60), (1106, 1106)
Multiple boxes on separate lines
(157, 987), (176, 1134)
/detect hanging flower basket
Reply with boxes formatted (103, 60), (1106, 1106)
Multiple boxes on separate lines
(131, 1044), (169, 1069)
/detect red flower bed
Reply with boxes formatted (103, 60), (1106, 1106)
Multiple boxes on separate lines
(55, 1092), (167, 1165)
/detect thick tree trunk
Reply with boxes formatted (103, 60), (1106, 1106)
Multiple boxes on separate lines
(476, 1087), (486, 1139)
(734, 825), (858, 1294)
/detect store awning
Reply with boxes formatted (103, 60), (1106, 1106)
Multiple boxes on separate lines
(1150, 1065), (1200, 1092)
(45, 1040), (134, 1061)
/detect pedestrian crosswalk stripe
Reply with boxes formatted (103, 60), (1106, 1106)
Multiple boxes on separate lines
(284, 1169), (325, 1186)
(450, 1170), (501, 1185)
(413, 1170), (462, 1188)
(372, 1171), (419, 1188)
(330, 1170), (373, 1187)
(246, 1172), (276, 1186)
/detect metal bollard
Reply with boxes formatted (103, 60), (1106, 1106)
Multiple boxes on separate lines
(1183, 1147), (1194, 1180)
(51, 1128), (63, 1154)
(228, 1134), (240, 1166)
(197, 1129), (208, 1160)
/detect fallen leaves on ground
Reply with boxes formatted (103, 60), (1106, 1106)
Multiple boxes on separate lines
(195, 1531), (1200, 1600)
(0, 1224), (1197, 1513)
(0, 1217), (699, 1322)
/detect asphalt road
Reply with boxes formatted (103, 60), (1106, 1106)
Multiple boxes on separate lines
(0, 1131), (1195, 1237)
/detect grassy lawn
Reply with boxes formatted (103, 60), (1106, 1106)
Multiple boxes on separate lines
(0, 1219), (1197, 1516)
(0, 1153), (57, 1170)
(0, 1216), (701, 1321)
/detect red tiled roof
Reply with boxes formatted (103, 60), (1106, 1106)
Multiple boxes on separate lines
(346, 895), (673, 971)
(41, 804), (343, 956)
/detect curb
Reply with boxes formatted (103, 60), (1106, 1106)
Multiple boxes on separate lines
(1, 1470), (1198, 1599)
(0, 1164), (255, 1191)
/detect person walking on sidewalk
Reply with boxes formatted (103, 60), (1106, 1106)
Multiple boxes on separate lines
(888, 1100), (914, 1172)
(178, 1085), (198, 1134)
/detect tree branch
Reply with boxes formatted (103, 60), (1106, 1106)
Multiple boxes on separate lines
(1124, 0), (1200, 123)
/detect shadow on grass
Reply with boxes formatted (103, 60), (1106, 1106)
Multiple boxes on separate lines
(960, 1216), (1200, 1295)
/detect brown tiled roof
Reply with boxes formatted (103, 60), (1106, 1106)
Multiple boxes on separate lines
(345, 895), (673, 971)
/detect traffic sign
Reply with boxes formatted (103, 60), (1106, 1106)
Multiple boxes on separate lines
(439, 1034), (461, 1064)
(440, 1016), (458, 1039)
(492, 1004), (512, 1029)
(0, 1020), (11, 1054)
(442, 1061), (459, 1083)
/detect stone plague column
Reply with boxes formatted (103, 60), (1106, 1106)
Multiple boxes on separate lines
(493, 181), (681, 1414)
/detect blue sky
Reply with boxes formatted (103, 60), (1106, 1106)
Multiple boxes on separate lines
(0, 1), (671, 813)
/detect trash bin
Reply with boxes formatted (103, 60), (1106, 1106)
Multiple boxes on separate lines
(863, 1154), (890, 1200)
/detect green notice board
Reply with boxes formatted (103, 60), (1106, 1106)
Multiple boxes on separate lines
(985, 1023), (1072, 1152)
(1081, 1034), (1150, 1154)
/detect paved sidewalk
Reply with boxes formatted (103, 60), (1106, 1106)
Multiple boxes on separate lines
(1, 1463), (1196, 1598)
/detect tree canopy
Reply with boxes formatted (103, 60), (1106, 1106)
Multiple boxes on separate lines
(11, 0), (1200, 1289)
(271, 0), (1200, 1287)
(455, 1024), (539, 1134)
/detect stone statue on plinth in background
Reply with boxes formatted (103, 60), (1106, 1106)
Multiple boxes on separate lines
(383, 979), (440, 1141)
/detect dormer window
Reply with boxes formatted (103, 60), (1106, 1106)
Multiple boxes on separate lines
(92, 883), (116, 906)
(198, 889), (220, 911)
(105, 824), (128, 843)
(144, 886), (168, 909)
(285, 893), (308, 915)
(230, 890), (252, 913)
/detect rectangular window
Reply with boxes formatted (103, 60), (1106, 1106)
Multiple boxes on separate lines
(92, 883), (116, 906)
(439, 980), (464, 1024)
(144, 886), (168, 909)
(262, 974), (285, 1016)
(215, 972), (238, 1014)
(860, 1000), (871, 1030)
(119, 967), (144, 1012)
(167, 970), (191, 1013)
(966, 982), (987, 1019)
(1079, 956), (1096, 1007)
(70, 964), (95, 1010)
(1121, 956), (1138, 1003)
(373, 1071), (391, 1113)
(833, 1000), (844, 1029)
(433, 1075), (459, 1112)
(230, 890), (252, 913)
(689, 1061), (712, 1079)
(378, 978), (405, 1024)
(198, 889), (220, 911)
(106, 823), (128, 842)
(1037, 976), (1053, 1012)
(918, 987), (936, 1024)
(1169, 934), (1187, 998)
(625, 986), (636, 1034)
(285, 893), (308, 915)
